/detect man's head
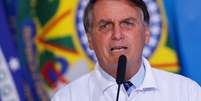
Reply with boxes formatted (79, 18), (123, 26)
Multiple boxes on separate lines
(84, 0), (150, 33)
(83, 0), (150, 79)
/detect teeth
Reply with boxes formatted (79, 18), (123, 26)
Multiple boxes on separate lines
(111, 47), (127, 51)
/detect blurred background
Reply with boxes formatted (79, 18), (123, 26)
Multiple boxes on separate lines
(0, 0), (201, 100)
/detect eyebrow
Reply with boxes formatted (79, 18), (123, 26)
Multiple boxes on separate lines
(96, 17), (137, 26)
(120, 17), (137, 23)
(97, 19), (113, 26)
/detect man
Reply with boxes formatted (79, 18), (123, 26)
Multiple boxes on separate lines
(51, 0), (201, 101)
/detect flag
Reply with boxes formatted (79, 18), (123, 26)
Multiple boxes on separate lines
(142, 0), (180, 73)
(163, 0), (201, 85)
(0, 0), (24, 100)
(16, 0), (49, 100)
(1, 0), (47, 100)
(17, 0), (94, 97)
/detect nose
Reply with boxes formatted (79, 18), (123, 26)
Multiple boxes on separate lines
(111, 25), (124, 40)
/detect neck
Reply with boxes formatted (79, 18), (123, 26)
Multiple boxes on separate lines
(101, 58), (142, 81)
(125, 58), (142, 80)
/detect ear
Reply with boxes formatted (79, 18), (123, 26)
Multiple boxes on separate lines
(144, 26), (150, 44)
(87, 33), (94, 50)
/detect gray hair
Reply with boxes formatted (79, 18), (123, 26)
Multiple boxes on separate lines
(83, 0), (150, 33)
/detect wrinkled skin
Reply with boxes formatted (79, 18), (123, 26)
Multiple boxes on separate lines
(87, 0), (150, 80)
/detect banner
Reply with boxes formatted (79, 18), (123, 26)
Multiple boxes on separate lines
(142, 0), (179, 72)
(163, 0), (201, 85)
(0, 0), (24, 100)
(2, 0), (48, 100)
(17, 0), (49, 100)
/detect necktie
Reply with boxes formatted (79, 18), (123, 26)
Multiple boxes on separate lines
(123, 81), (134, 96)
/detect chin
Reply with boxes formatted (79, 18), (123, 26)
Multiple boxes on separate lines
(107, 63), (118, 69)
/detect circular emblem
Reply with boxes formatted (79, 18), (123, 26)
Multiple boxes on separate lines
(143, 0), (162, 58)
(76, 0), (162, 62)
(76, 0), (97, 62)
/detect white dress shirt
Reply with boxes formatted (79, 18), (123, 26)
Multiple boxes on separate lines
(51, 57), (201, 101)
(97, 58), (145, 96)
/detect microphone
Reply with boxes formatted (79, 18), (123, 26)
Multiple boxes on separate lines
(116, 55), (127, 101)
(116, 55), (127, 84)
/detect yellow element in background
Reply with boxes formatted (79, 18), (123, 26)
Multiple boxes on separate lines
(149, 0), (179, 72)
(35, 0), (94, 70)
(33, 0), (95, 94)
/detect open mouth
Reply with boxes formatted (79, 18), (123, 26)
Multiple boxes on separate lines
(110, 46), (128, 52)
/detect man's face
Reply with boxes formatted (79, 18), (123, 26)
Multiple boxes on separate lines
(87, 0), (150, 71)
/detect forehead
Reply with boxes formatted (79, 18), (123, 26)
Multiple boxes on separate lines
(93, 0), (141, 21)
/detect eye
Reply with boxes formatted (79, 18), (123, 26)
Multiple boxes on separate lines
(98, 22), (113, 32)
(120, 17), (138, 29)
(121, 20), (135, 29)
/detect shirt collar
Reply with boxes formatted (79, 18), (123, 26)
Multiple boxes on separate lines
(93, 57), (158, 92)
(129, 60), (145, 88)
(137, 57), (158, 91)
(94, 64), (116, 92)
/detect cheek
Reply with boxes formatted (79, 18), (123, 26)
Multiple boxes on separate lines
(128, 32), (145, 44)
(92, 35), (108, 51)
(126, 31), (146, 55)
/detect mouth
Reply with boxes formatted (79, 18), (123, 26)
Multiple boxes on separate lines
(110, 46), (128, 53)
